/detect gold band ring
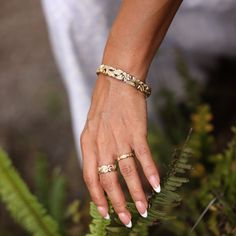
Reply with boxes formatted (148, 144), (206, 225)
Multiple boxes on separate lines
(98, 164), (117, 174)
(117, 152), (135, 161)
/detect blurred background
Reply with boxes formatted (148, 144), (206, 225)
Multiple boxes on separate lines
(0, 0), (235, 235)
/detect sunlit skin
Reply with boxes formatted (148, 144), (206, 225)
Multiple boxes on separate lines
(80, 0), (183, 227)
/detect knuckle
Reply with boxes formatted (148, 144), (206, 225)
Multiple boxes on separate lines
(100, 175), (117, 192)
(83, 173), (95, 187)
(86, 118), (100, 134)
(100, 175), (111, 189)
(119, 163), (135, 178)
(113, 201), (126, 213)
(135, 144), (150, 157)
(86, 118), (95, 129)
(80, 131), (88, 148)
(131, 187), (144, 197)
(91, 195), (102, 205)
(144, 163), (157, 175)
(99, 111), (109, 119)
(95, 136), (103, 150)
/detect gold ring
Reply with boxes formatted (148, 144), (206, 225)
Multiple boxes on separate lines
(98, 164), (117, 174)
(117, 152), (134, 161)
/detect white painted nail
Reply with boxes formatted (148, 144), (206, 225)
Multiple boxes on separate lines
(125, 220), (132, 228)
(149, 175), (161, 193)
(135, 201), (148, 218)
(97, 206), (110, 220)
(154, 185), (161, 193)
(104, 213), (110, 220)
(118, 212), (132, 227)
(141, 210), (148, 218)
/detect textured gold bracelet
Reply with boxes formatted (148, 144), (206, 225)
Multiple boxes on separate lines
(96, 64), (151, 98)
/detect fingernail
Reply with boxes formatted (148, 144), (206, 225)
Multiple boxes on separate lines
(135, 201), (148, 218)
(149, 175), (161, 193)
(97, 206), (110, 220)
(118, 212), (132, 228)
(154, 185), (161, 193)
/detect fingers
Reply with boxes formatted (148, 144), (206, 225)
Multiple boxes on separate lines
(95, 117), (132, 227)
(82, 116), (158, 228)
(116, 141), (148, 218)
(132, 136), (161, 193)
(119, 157), (148, 217)
(98, 159), (132, 228)
(80, 133), (110, 220)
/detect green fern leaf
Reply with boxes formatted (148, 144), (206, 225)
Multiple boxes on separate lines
(86, 202), (111, 236)
(0, 149), (60, 236)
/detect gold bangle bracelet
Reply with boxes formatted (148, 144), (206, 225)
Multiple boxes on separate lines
(96, 64), (151, 98)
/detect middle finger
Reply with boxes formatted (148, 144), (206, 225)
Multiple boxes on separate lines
(117, 145), (148, 218)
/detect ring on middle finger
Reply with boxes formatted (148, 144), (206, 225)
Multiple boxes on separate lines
(117, 152), (135, 162)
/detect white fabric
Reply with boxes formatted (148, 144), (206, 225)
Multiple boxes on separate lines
(41, 0), (121, 166)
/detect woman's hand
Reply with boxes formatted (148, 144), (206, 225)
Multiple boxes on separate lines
(80, 0), (182, 227)
(80, 74), (160, 227)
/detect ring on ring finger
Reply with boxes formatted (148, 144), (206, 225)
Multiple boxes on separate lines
(98, 163), (117, 174)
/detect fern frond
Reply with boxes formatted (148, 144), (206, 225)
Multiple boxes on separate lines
(48, 168), (67, 228)
(86, 202), (111, 236)
(128, 143), (192, 235)
(0, 149), (60, 236)
(35, 153), (50, 209)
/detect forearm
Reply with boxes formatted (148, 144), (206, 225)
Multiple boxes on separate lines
(102, 0), (183, 81)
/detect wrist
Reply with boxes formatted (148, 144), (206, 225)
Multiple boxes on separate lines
(96, 64), (151, 98)
(96, 73), (147, 100)
(102, 45), (150, 82)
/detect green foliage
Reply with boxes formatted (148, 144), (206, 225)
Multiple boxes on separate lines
(146, 51), (236, 235)
(162, 108), (236, 235)
(190, 105), (214, 162)
(48, 168), (67, 229)
(35, 155), (67, 235)
(0, 149), (60, 236)
(35, 153), (50, 209)
(65, 200), (81, 224)
(128, 147), (192, 236)
(189, 109), (214, 184)
(65, 200), (83, 236)
(197, 127), (236, 235)
(86, 202), (111, 236)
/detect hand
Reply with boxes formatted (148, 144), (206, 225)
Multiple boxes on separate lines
(80, 74), (160, 227)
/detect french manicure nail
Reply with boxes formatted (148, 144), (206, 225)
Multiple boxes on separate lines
(104, 213), (110, 220)
(118, 212), (132, 228)
(126, 221), (132, 228)
(97, 206), (110, 220)
(154, 185), (161, 193)
(135, 201), (148, 218)
(149, 175), (161, 193)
